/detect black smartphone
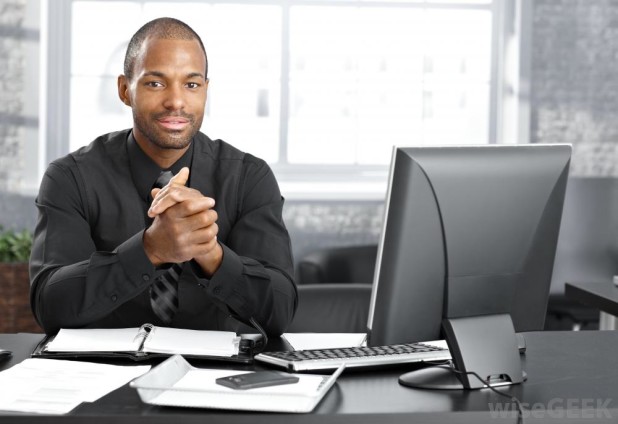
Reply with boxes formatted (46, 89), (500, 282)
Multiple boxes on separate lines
(216, 371), (299, 390)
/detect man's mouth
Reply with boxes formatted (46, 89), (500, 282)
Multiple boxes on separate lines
(157, 116), (191, 131)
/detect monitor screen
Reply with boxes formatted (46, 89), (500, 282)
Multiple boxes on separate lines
(367, 145), (571, 347)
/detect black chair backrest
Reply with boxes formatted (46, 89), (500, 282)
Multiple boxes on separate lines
(296, 245), (378, 285)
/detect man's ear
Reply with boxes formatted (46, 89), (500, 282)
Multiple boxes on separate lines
(117, 75), (132, 106)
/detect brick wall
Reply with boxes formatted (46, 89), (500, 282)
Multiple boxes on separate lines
(0, 0), (26, 192)
(531, 0), (618, 176)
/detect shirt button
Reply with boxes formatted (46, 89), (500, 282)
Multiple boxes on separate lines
(213, 286), (221, 295)
(142, 274), (150, 281)
(111, 294), (118, 302)
(197, 283), (205, 289)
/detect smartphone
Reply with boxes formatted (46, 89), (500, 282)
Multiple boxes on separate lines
(216, 371), (299, 390)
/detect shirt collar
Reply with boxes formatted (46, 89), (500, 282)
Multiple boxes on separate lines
(127, 131), (194, 202)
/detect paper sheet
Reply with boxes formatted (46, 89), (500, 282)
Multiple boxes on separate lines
(46, 328), (142, 352)
(283, 333), (367, 350)
(146, 367), (330, 412)
(423, 339), (448, 350)
(0, 358), (150, 414)
(131, 355), (345, 413)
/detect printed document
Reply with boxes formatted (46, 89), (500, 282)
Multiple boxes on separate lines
(0, 358), (150, 414)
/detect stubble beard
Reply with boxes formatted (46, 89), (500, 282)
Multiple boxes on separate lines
(133, 110), (203, 150)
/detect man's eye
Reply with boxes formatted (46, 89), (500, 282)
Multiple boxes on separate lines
(186, 82), (199, 89)
(145, 81), (163, 87)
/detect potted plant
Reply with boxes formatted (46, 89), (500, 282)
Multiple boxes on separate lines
(0, 227), (41, 333)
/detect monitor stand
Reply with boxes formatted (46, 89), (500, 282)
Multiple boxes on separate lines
(399, 314), (526, 390)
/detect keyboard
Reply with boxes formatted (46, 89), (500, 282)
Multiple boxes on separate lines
(254, 342), (451, 372)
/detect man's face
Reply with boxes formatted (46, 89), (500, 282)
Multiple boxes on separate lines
(120, 37), (208, 151)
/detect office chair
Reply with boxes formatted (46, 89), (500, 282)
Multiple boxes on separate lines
(295, 244), (378, 285)
(288, 245), (376, 333)
(287, 283), (372, 333)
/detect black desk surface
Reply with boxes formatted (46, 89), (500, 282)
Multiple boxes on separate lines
(566, 281), (618, 316)
(0, 331), (617, 423)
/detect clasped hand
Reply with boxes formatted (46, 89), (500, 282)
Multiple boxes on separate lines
(143, 167), (223, 276)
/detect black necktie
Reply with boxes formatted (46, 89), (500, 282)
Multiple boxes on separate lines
(149, 170), (181, 324)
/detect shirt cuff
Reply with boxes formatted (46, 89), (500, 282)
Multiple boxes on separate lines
(201, 243), (249, 315)
(115, 230), (157, 289)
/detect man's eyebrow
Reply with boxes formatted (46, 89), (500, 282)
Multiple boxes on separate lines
(142, 71), (165, 78)
(187, 72), (206, 79)
(141, 71), (205, 79)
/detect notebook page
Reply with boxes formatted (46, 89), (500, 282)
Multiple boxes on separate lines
(143, 327), (240, 356)
(45, 328), (142, 352)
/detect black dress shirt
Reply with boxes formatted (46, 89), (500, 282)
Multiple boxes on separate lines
(29, 129), (297, 336)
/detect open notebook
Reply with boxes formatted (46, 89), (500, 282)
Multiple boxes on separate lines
(32, 324), (260, 364)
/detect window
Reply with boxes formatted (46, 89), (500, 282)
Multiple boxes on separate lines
(287, 5), (491, 167)
(49, 0), (510, 198)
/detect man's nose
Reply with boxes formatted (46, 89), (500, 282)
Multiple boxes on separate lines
(163, 85), (184, 110)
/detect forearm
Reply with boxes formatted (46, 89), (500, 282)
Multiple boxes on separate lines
(204, 160), (298, 336)
(192, 243), (297, 336)
(30, 232), (156, 334)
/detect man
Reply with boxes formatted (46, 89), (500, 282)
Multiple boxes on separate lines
(29, 17), (297, 337)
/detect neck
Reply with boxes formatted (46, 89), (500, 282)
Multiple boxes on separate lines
(133, 132), (190, 169)
(148, 148), (189, 170)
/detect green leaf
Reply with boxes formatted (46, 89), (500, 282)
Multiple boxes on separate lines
(0, 226), (33, 262)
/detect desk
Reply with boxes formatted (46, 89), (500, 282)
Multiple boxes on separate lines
(0, 331), (617, 423)
(565, 281), (618, 330)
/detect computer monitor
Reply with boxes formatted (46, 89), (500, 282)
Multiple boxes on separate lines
(366, 144), (571, 389)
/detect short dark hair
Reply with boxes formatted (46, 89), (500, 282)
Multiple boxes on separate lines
(123, 17), (208, 80)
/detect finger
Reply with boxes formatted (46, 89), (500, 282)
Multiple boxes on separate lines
(149, 167), (190, 206)
(184, 200), (218, 220)
(186, 214), (218, 237)
(169, 167), (190, 187)
(149, 190), (215, 218)
(192, 234), (220, 257)
(145, 217), (213, 265)
(185, 224), (219, 247)
(155, 197), (216, 223)
(148, 166), (189, 218)
(150, 187), (161, 201)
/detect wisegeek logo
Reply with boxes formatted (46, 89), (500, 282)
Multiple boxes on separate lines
(488, 398), (612, 420)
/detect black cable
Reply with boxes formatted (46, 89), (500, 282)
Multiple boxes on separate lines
(249, 317), (268, 352)
(423, 361), (524, 424)
(456, 367), (524, 424)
